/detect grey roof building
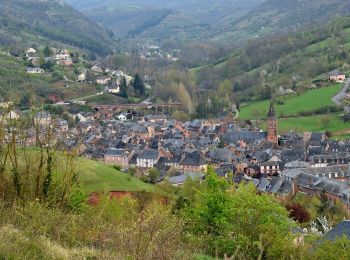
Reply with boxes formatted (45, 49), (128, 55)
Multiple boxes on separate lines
(224, 131), (267, 144)
(325, 220), (350, 241)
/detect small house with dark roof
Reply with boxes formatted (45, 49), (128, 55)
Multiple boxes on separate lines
(260, 156), (284, 175)
(224, 131), (267, 145)
(280, 169), (303, 182)
(136, 149), (160, 168)
(215, 164), (237, 178)
(325, 220), (350, 241)
(329, 69), (346, 83)
(104, 148), (133, 167)
(281, 149), (305, 163)
(249, 151), (270, 165)
(257, 178), (270, 193)
(188, 119), (204, 132)
(266, 176), (292, 198)
(209, 148), (234, 164)
(157, 156), (181, 168)
(180, 152), (208, 172)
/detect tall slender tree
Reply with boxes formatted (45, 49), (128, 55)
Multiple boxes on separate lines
(119, 76), (128, 99)
(133, 74), (145, 97)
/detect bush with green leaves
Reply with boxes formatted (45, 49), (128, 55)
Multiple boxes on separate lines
(180, 166), (298, 258)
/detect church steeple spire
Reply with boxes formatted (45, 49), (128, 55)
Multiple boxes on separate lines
(266, 101), (278, 145)
(268, 102), (276, 118)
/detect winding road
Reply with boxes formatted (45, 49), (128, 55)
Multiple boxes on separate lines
(332, 79), (350, 105)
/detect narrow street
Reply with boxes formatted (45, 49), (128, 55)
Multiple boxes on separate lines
(332, 79), (350, 105)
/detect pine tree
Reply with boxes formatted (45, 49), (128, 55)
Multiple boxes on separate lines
(43, 45), (52, 57)
(133, 74), (145, 97)
(119, 76), (128, 99)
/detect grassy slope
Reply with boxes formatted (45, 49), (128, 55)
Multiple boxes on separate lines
(277, 115), (350, 133)
(10, 147), (157, 195)
(0, 53), (56, 104)
(259, 114), (350, 133)
(76, 157), (156, 193)
(239, 84), (350, 133)
(240, 85), (342, 119)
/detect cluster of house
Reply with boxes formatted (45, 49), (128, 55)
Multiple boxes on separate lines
(24, 48), (75, 74)
(0, 108), (69, 147)
(74, 103), (350, 215)
(34, 103), (341, 207)
(54, 49), (74, 66)
(138, 44), (179, 62)
(17, 46), (139, 96)
(3, 101), (350, 215)
(77, 64), (135, 94)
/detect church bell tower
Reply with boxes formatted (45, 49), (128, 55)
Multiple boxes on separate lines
(267, 102), (278, 145)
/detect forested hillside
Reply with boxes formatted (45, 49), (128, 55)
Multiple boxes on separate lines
(64, 0), (264, 42)
(65, 0), (350, 45)
(231, 0), (350, 40)
(195, 16), (350, 105)
(0, 0), (115, 56)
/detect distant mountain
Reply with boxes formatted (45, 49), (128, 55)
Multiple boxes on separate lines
(65, 0), (350, 45)
(64, 0), (265, 42)
(0, 0), (115, 55)
(230, 0), (350, 39)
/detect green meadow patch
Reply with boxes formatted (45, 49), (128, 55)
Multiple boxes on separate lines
(239, 85), (342, 120)
(76, 157), (157, 194)
(275, 115), (350, 133)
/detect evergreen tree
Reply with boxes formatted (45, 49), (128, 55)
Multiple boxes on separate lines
(73, 52), (79, 63)
(85, 69), (96, 83)
(119, 76), (128, 99)
(43, 45), (52, 57)
(133, 74), (145, 97)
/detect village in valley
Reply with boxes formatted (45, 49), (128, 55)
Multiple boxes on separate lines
(3, 46), (350, 219)
(56, 101), (350, 216)
(5, 1), (350, 258)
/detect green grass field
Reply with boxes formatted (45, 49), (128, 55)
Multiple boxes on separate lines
(239, 85), (342, 120)
(76, 157), (157, 193)
(262, 115), (350, 133)
(13, 147), (161, 193)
